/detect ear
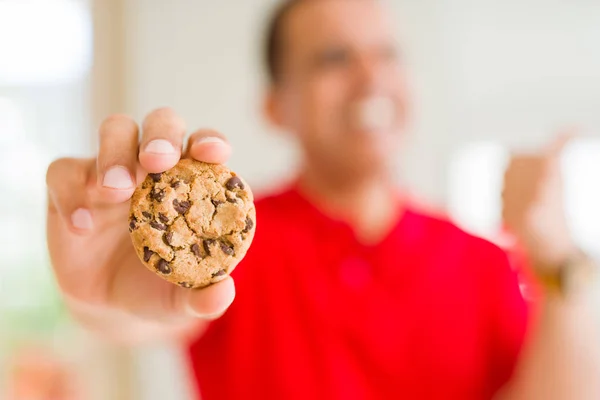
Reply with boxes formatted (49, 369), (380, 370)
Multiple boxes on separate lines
(263, 86), (286, 129)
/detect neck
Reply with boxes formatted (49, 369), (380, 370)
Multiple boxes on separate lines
(297, 163), (402, 244)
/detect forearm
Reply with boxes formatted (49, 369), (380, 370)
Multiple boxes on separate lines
(65, 296), (208, 345)
(498, 281), (600, 400)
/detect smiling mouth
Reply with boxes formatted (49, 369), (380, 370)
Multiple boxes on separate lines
(350, 95), (396, 134)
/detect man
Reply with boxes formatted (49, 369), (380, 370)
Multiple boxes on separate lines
(46, 0), (599, 399)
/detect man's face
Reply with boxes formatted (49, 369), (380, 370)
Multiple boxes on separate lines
(275, 0), (410, 177)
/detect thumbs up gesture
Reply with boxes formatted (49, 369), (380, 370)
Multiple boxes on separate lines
(502, 134), (578, 271)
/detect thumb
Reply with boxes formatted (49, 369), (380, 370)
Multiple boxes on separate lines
(545, 128), (579, 158)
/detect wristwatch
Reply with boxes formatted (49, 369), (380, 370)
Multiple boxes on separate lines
(537, 250), (598, 298)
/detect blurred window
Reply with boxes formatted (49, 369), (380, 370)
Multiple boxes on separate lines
(0, 0), (92, 341)
(0, 0), (92, 85)
(447, 142), (508, 242)
(562, 139), (600, 260)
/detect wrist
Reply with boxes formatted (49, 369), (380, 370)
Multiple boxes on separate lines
(535, 249), (597, 299)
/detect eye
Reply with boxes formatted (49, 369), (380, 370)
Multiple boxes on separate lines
(314, 46), (351, 68)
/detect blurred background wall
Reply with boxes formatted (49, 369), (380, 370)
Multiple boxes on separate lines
(0, 0), (598, 399)
(116, 0), (600, 196)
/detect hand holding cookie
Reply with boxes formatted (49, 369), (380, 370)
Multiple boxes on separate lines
(129, 160), (255, 289)
(46, 108), (252, 333)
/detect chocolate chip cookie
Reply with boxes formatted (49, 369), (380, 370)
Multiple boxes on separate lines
(129, 159), (255, 289)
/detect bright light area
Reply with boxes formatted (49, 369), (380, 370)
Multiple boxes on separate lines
(0, 97), (25, 141)
(449, 139), (600, 259)
(0, 98), (50, 200)
(447, 142), (509, 241)
(0, 0), (92, 85)
(562, 138), (600, 260)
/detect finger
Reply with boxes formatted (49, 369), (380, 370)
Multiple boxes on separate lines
(46, 158), (95, 235)
(139, 107), (186, 173)
(545, 129), (579, 158)
(186, 129), (232, 164)
(97, 114), (139, 203)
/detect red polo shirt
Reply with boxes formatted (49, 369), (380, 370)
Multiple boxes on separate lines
(188, 187), (528, 399)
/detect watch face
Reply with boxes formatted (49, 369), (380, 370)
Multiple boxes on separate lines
(561, 255), (597, 297)
(556, 263), (568, 295)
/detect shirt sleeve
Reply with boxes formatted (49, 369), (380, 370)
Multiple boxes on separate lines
(479, 242), (529, 397)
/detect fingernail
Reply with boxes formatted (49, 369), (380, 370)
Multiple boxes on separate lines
(145, 139), (176, 154)
(199, 310), (227, 320)
(185, 303), (229, 320)
(71, 208), (93, 230)
(103, 166), (133, 189)
(194, 136), (225, 146)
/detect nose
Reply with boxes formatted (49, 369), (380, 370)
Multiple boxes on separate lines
(355, 53), (384, 93)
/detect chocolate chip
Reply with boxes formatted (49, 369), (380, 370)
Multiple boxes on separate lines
(212, 269), (226, 278)
(158, 213), (169, 224)
(191, 243), (202, 258)
(170, 180), (181, 189)
(225, 176), (244, 191)
(220, 241), (234, 256)
(163, 232), (173, 245)
(226, 197), (237, 204)
(143, 247), (154, 262)
(151, 188), (165, 202)
(173, 199), (191, 214)
(179, 282), (193, 289)
(203, 239), (215, 256)
(148, 173), (162, 182)
(211, 199), (224, 207)
(243, 216), (254, 233)
(156, 259), (171, 275)
(150, 221), (167, 231)
(129, 219), (137, 231)
(142, 211), (152, 219)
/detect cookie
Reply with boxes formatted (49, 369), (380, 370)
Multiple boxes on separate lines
(129, 159), (256, 289)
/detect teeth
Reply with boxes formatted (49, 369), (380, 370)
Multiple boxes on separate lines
(355, 96), (395, 132)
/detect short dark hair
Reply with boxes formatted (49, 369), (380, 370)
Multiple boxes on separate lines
(264, 0), (303, 84)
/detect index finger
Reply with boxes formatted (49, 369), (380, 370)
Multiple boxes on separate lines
(139, 107), (187, 173)
(545, 130), (578, 158)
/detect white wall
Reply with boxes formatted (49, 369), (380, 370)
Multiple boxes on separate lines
(120, 0), (600, 203)
(119, 0), (463, 201)
(121, 0), (296, 195)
